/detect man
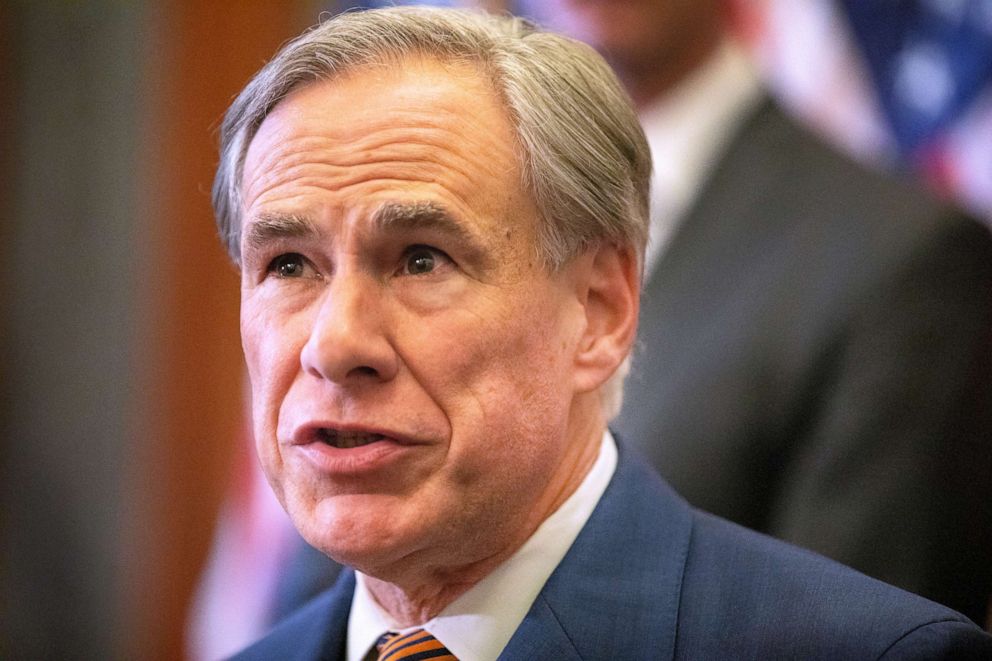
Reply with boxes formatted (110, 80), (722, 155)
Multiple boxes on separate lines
(533, 0), (992, 625)
(214, 7), (992, 659)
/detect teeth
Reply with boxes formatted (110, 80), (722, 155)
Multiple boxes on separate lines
(317, 429), (384, 449)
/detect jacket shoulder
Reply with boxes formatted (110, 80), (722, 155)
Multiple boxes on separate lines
(675, 511), (992, 659)
(881, 620), (992, 660)
(228, 570), (355, 661)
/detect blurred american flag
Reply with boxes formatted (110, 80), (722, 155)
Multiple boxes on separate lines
(739, 0), (992, 223)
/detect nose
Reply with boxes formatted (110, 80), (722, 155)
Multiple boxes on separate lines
(299, 273), (399, 385)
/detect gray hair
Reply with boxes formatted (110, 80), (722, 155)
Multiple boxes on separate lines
(212, 6), (651, 418)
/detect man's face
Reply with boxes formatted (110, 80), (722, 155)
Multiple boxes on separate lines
(238, 58), (602, 582)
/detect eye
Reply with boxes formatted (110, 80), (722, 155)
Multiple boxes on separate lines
(267, 253), (315, 279)
(401, 246), (450, 276)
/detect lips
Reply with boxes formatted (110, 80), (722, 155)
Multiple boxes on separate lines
(293, 423), (405, 448)
(316, 428), (388, 449)
(287, 423), (416, 475)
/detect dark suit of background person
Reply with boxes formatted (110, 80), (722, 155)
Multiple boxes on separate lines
(265, 1), (992, 630)
(236, 443), (992, 660)
(612, 96), (992, 627)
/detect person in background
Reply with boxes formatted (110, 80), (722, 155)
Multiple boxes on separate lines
(217, 8), (992, 659)
(536, 0), (992, 626)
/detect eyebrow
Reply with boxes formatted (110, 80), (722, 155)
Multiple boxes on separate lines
(242, 201), (487, 263)
(243, 212), (320, 253)
(373, 201), (489, 265)
(372, 201), (475, 244)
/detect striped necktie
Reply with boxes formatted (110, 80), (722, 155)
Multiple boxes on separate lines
(375, 628), (458, 660)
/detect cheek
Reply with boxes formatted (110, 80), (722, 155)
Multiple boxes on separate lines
(240, 303), (305, 426)
(417, 302), (575, 456)
(241, 307), (309, 500)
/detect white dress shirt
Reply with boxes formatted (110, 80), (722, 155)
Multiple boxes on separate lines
(641, 39), (764, 275)
(346, 431), (618, 661)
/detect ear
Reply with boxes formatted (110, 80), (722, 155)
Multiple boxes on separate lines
(572, 242), (640, 395)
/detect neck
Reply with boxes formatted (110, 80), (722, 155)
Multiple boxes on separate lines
(363, 571), (482, 627)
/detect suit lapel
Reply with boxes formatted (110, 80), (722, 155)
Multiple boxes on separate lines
(500, 442), (694, 660)
(300, 569), (355, 661)
(498, 594), (583, 660)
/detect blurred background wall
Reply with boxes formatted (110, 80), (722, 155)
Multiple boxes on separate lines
(2, 3), (152, 658)
(1, 2), (316, 659)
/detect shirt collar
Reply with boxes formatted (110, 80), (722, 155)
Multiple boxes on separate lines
(347, 430), (618, 661)
(641, 39), (763, 274)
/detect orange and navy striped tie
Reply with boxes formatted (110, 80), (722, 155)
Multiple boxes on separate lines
(375, 628), (458, 660)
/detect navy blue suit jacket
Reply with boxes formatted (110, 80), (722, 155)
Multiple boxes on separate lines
(233, 444), (992, 659)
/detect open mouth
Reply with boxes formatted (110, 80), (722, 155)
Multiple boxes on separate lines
(316, 429), (387, 449)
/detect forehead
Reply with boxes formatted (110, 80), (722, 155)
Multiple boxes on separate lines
(240, 56), (534, 242)
(256, 55), (502, 137)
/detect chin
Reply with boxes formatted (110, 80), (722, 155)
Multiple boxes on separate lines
(293, 492), (424, 575)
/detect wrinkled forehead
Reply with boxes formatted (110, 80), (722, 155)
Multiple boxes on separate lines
(246, 53), (511, 164)
(237, 55), (542, 257)
(240, 55), (523, 194)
